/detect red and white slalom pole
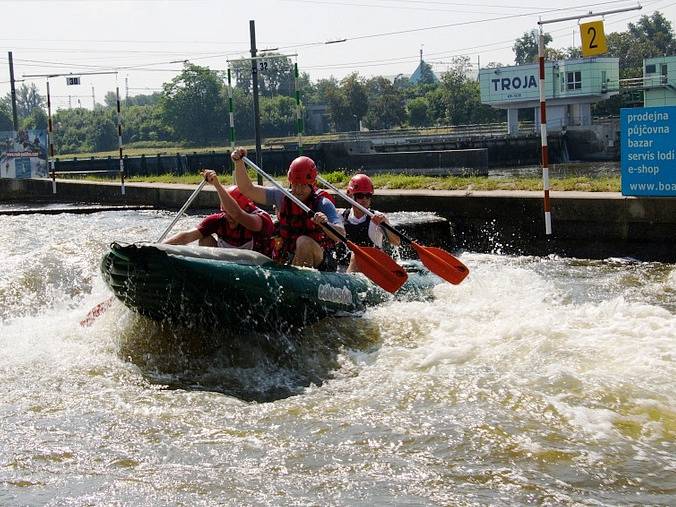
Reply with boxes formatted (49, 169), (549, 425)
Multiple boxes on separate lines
(538, 28), (552, 235)
(116, 86), (125, 195)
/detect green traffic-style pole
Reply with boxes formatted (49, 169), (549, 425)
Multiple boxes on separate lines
(294, 62), (304, 155)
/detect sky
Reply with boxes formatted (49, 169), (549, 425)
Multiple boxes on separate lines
(1, 0), (674, 111)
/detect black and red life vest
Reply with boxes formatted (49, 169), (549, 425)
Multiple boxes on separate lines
(341, 208), (373, 247)
(277, 189), (336, 255)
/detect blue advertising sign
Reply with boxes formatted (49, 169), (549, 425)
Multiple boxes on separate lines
(621, 106), (676, 196)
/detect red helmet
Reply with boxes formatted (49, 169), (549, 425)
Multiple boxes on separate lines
(347, 174), (374, 194)
(226, 185), (255, 211)
(287, 156), (317, 185)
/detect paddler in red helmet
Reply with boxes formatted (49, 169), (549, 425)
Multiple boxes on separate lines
(231, 147), (344, 271)
(341, 173), (400, 273)
(163, 169), (275, 257)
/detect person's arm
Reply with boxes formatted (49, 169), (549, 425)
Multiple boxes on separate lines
(231, 147), (268, 204)
(203, 169), (263, 232)
(313, 198), (345, 243)
(163, 228), (204, 245)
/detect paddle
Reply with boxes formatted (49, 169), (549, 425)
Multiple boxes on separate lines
(241, 156), (408, 294)
(317, 176), (469, 285)
(80, 177), (209, 327)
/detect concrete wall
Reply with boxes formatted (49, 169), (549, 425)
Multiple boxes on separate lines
(2, 178), (674, 262)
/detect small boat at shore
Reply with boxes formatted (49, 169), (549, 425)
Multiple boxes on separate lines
(101, 242), (439, 332)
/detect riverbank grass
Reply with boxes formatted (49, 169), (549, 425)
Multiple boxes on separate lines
(83, 171), (621, 192)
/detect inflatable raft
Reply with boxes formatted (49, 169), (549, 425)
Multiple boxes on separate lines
(101, 242), (438, 331)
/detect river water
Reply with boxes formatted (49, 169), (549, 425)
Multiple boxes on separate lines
(1, 209), (674, 506)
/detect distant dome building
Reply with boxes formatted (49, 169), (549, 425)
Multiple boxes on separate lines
(409, 49), (439, 85)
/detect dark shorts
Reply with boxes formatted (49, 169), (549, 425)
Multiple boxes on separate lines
(316, 247), (339, 272)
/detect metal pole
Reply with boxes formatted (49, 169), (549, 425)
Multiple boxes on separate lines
(8, 52), (19, 131)
(116, 86), (125, 195)
(46, 80), (56, 194)
(538, 27), (552, 235)
(227, 67), (236, 154)
(249, 19), (263, 184)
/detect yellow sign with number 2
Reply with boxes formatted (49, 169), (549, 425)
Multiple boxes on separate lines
(580, 20), (608, 57)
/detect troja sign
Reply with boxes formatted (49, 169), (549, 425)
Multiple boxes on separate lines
(621, 106), (676, 196)
(490, 75), (538, 92)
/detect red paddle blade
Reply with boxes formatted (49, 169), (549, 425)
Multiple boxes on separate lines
(348, 241), (408, 293)
(411, 242), (469, 285)
(80, 297), (114, 327)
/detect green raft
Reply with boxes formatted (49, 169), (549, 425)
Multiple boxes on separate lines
(101, 242), (439, 332)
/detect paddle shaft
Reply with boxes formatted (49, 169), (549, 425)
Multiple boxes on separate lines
(157, 178), (208, 242)
(316, 176), (415, 245)
(242, 157), (348, 243)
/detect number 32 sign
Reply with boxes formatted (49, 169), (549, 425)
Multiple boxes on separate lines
(580, 20), (608, 57)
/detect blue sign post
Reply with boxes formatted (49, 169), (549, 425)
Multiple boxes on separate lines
(621, 106), (676, 196)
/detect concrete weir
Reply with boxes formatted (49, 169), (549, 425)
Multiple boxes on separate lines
(1, 178), (674, 262)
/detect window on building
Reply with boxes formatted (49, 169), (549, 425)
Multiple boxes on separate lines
(566, 71), (581, 90)
(645, 64), (656, 74)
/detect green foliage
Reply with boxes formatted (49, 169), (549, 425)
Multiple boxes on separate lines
(52, 108), (118, 154)
(0, 99), (13, 130)
(159, 63), (227, 145)
(123, 104), (172, 143)
(407, 97), (430, 127)
(15, 83), (44, 118)
(260, 95), (297, 137)
(628, 11), (675, 55)
(319, 73), (369, 131)
(230, 53), (295, 97)
(364, 76), (405, 129)
(513, 30), (552, 65)
(20, 107), (48, 130)
(431, 57), (503, 125)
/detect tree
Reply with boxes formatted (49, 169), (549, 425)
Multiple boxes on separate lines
(432, 56), (503, 125)
(407, 97), (430, 127)
(0, 99), (13, 130)
(628, 11), (675, 55)
(20, 107), (48, 130)
(605, 12), (675, 79)
(314, 75), (367, 131)
(15, 83), (45, 118)
(364, 76), (405, 130)
(341, 73), (368, 122)
(103, 91), (118, 108)
(260, 96), (297, 137)
(513, 30), (553, 65)
(159, 63), (227, 145)
(230, 53), (295, 97)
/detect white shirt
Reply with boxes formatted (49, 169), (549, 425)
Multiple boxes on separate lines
(345, 208), (384, 248)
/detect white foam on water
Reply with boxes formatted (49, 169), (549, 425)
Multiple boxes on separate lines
(1, 213), (674, 505)
(362, 254), (675, 445)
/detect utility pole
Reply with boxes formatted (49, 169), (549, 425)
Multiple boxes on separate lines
(92, 85), (96, 109)
(8, 51), (19, 131)
(125, 76), (129, 106)
(250, 19), (263, 184)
